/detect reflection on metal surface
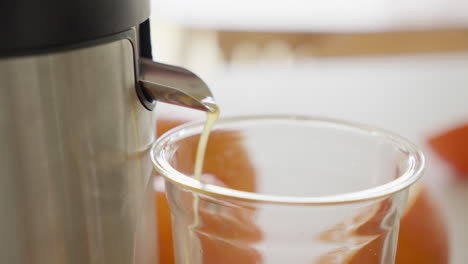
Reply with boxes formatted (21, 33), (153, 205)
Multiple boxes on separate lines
(0, 39), (156, 264)
(139, 58), (216, 112)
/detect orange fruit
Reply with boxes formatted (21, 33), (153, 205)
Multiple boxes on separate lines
(429, 123), (468, 178)
(350, 184), (448, 263)
(175, 174), (263, 264)
(316, 183), (448, 264)
(155, 119), (261, 264)
(395, 184), (449, 263)
(316, 198), (394, 263)
(155, 190), (175, 264)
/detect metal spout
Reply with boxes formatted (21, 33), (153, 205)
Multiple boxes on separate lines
(139, 58), (216, 112)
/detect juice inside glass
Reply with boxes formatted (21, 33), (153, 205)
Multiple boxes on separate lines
(152, 116), (425, 264)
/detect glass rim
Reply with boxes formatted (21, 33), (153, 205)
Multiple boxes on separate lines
(151, 115), (425, 205)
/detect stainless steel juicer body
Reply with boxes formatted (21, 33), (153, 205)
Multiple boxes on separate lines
(0, 31), (158, 264)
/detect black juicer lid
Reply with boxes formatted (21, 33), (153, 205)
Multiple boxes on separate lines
(0, 0), (149, 56)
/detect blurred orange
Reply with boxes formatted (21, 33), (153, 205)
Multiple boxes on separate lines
(350, 185), (448, 263)
(155, 192), (174, 264)
(429, 124), (468, 178)
(395, 186), (449, 264)
(155, 119), (449, 264)
(155, 119), (261, 264)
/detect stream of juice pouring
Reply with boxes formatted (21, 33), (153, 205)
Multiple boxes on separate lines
(186, 103), (220, 264)
(194, 104), (220, 182)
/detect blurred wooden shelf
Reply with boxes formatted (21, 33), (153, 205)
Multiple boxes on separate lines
(216, 29), (468, 60)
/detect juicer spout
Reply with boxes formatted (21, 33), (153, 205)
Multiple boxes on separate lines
(138, 58), (216, 112)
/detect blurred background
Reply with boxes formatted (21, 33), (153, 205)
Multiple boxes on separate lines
(148, 1), (468, 263)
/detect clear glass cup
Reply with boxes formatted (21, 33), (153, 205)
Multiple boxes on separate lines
(151, 115), (424, 264)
